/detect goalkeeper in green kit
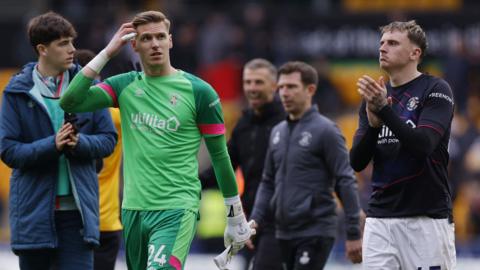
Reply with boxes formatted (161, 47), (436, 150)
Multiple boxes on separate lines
(60, 10), (254, 270)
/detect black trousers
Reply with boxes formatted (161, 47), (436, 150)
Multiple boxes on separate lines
(248, 230), (283, 270)
(278, 236), (335, 270)
(94, 230), (122, 270)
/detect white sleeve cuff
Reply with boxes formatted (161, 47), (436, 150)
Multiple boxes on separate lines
(224, 195), (241, 205)
(224, 195), (243, 217)
(85, 49), (110, 74)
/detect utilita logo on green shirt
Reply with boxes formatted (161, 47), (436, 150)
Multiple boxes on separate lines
(130, 112), (180, 134)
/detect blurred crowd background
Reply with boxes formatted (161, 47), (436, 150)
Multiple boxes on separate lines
(1, 0), (480, 267)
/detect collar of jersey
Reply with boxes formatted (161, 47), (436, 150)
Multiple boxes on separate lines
(142, 69), (183, 83)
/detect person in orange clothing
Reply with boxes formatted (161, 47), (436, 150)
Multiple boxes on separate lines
(75, 49), (123, 270)
(96, 107), (122, 270)
(0, 162), (10, 240)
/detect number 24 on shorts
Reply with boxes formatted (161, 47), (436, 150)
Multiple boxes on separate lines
(148, 244), (167, 269)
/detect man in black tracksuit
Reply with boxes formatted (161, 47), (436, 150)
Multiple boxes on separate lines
(200, 58), (284, 269)
(250, 61), (362, 270)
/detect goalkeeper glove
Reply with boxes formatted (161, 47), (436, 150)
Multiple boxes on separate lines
(223, 195), (255, 254)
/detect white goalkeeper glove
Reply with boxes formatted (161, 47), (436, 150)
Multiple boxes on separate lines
(223, 195), (255, 254)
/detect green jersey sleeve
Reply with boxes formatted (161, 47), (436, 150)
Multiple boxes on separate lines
(99, 71), (138, 107)
(61, 70), (138, 113)
(186, 73), (225, 137)
(60, 72), (112, 113)
(204, 131), (238, 198)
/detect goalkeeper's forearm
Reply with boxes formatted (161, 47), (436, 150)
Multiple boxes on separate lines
(206, 134), (254, 257)
(204, 135), (238, 198)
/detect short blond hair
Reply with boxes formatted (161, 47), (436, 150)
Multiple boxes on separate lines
(132, 11), (171, 31)
(380, 20), (427, 60)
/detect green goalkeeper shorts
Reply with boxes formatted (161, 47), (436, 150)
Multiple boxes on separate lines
(122, 208), (198, 270)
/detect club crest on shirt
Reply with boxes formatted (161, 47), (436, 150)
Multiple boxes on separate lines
(134, 88), (145, 97)
(407, 96), (419, 111)
(170, 93), (179, 106)
(299, 251), (310, 265)
(299, 131), (312, 147)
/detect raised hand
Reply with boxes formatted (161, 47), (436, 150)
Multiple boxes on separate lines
(104, 23), (137, 58)
(357, 75), (388, 112)
(82, 22), (136, 77)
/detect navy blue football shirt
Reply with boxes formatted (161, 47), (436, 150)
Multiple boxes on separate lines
(352, 74), (454, 218)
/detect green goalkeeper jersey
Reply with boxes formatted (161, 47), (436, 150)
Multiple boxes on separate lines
(96, 70), (225, 210)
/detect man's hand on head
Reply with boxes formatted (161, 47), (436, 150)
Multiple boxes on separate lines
(105, 22), (136, 58)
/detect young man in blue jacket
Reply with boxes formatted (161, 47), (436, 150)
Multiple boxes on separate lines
(0, 12), (117, 270)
